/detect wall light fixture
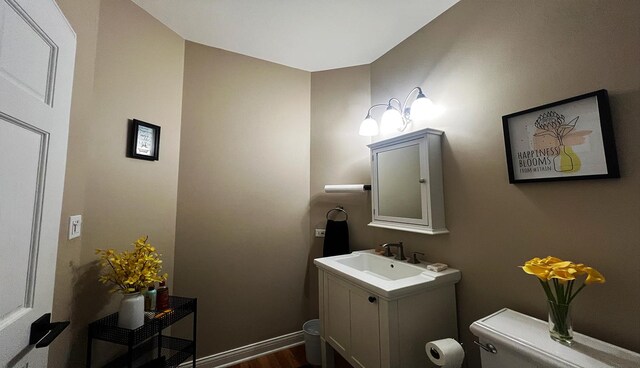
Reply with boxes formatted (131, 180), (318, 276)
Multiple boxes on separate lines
(359, 87), (437, 136)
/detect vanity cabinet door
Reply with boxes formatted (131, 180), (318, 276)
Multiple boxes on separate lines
(325, 274), (351, 356)
(324, 273), (381, 368)
(349, 287), (381, 368)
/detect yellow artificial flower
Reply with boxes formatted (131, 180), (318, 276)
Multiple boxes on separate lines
(549, 267), (576, 281)
(520, 256), (605, 306)
(584, 267), (605, 285)
(95, 236), (168, 293)
(520, 262), (605, 343)
(521, 262), (551, 281)
(541, 256), (563, 265)
(549, 260), (572, 269)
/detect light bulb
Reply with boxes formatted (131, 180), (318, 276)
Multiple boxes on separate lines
(409, 95), (434, 121)
(380, 107), (402, 133)
(359, 116), (379, 136)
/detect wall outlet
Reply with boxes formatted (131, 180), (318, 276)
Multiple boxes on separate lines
(69, 215), (82, 239)
(315, 228), (326, 238)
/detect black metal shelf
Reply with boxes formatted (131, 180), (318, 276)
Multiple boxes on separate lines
(87, 296), (197, 368)
(102, 336), (194, 368)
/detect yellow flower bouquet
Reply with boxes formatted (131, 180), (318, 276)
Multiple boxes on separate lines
(520, 256), (605, 343)
(95, 236), (168, 294)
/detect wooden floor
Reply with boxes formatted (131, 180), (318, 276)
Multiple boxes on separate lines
(227, 344), (353, 368)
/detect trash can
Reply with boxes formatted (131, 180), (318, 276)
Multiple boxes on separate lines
(303, 319), (321, 365)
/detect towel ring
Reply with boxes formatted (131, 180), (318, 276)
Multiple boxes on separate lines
(326, 206), (348, 221)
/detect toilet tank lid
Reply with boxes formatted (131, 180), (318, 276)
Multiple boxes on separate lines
(469, 308), (640, 368)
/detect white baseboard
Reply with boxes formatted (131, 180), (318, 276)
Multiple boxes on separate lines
(179, 330), (305, 368)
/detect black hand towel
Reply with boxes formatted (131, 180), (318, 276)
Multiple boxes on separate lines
(323, 219), (350, 257)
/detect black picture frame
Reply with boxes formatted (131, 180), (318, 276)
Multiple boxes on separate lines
(128, 119), (160, 161)
(502, 89), (619, 184)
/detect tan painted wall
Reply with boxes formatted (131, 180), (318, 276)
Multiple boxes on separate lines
(308, 66), (373, 315)
(51, 0), (184, 366)
(173, 42), (311, 356)
(310, 1), (639, 367)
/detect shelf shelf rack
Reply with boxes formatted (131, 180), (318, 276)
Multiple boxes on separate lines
(87, 296), (197, 368)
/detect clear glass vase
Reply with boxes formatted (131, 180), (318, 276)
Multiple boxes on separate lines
(548, 300), (573, 344)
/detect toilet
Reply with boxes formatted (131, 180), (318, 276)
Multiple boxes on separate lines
(470, 308), (640, 368)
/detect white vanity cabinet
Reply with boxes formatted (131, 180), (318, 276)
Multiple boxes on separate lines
(368, 128), (447, 235)
(317, 265), (459, 368)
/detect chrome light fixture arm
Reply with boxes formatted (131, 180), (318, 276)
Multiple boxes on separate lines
(359, 86), (433, 136)
(401, 87), (424, 123)
(388, 97), (402, 110)
(365, 103), (390, 119)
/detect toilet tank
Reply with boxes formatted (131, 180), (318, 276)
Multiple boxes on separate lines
(470, 308), (640, 368)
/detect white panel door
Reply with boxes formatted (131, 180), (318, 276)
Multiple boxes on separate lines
(0, 0), (75, 366)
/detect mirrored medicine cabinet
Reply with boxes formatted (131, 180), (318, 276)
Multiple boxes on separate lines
(368, 128), (448, 235)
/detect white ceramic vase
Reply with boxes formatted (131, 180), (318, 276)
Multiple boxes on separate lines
(118, 292), (144, 329)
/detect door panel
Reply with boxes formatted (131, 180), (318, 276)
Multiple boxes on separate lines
(325, 274), (350, 355)
(0, 115), (46, 324)
(0, 0), (57, 105)
(349, 286), (380, 368)
(0, 0), (75, 366)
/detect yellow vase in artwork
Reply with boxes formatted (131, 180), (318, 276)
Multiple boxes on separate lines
(554, 145), (581, 173)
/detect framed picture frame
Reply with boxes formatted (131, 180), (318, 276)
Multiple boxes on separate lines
(128, 119), (160, 161)
(502, 89), (619, 183)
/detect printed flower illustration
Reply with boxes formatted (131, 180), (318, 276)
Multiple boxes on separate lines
(533, 111), (579, 146)
(533, 111), (581, 172)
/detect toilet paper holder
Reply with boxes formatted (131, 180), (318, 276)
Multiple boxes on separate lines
(473, 340), (497, 354)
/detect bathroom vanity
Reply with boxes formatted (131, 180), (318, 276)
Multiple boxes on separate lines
(315, 251), (460, 368)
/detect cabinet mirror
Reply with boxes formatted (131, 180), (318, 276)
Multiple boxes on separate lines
(368, 128), (447, 235)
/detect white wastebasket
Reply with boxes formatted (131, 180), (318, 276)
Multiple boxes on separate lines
(303, 319), (321, 365)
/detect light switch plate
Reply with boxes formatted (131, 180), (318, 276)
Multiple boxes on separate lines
(315, 229), (326, 238)
(69, 215), (82, 239)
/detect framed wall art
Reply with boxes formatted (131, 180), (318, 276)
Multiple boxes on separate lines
(128, 119), (160, 161)
(502, 89), (619, 183)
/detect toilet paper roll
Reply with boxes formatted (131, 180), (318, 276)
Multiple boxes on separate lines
(426, 338), (465, 368)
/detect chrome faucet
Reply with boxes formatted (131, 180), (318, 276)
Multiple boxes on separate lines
(381, 242), (406, 260)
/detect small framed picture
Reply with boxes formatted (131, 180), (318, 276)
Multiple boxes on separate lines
(502, 90), (619, 183)
(129, 119), (160, 161)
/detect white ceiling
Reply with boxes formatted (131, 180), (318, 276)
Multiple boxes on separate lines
(131, 0), (460, 72)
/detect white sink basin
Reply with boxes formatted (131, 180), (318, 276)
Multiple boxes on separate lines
(335, 252), (424, 281)
(314, 250), (461, 299)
